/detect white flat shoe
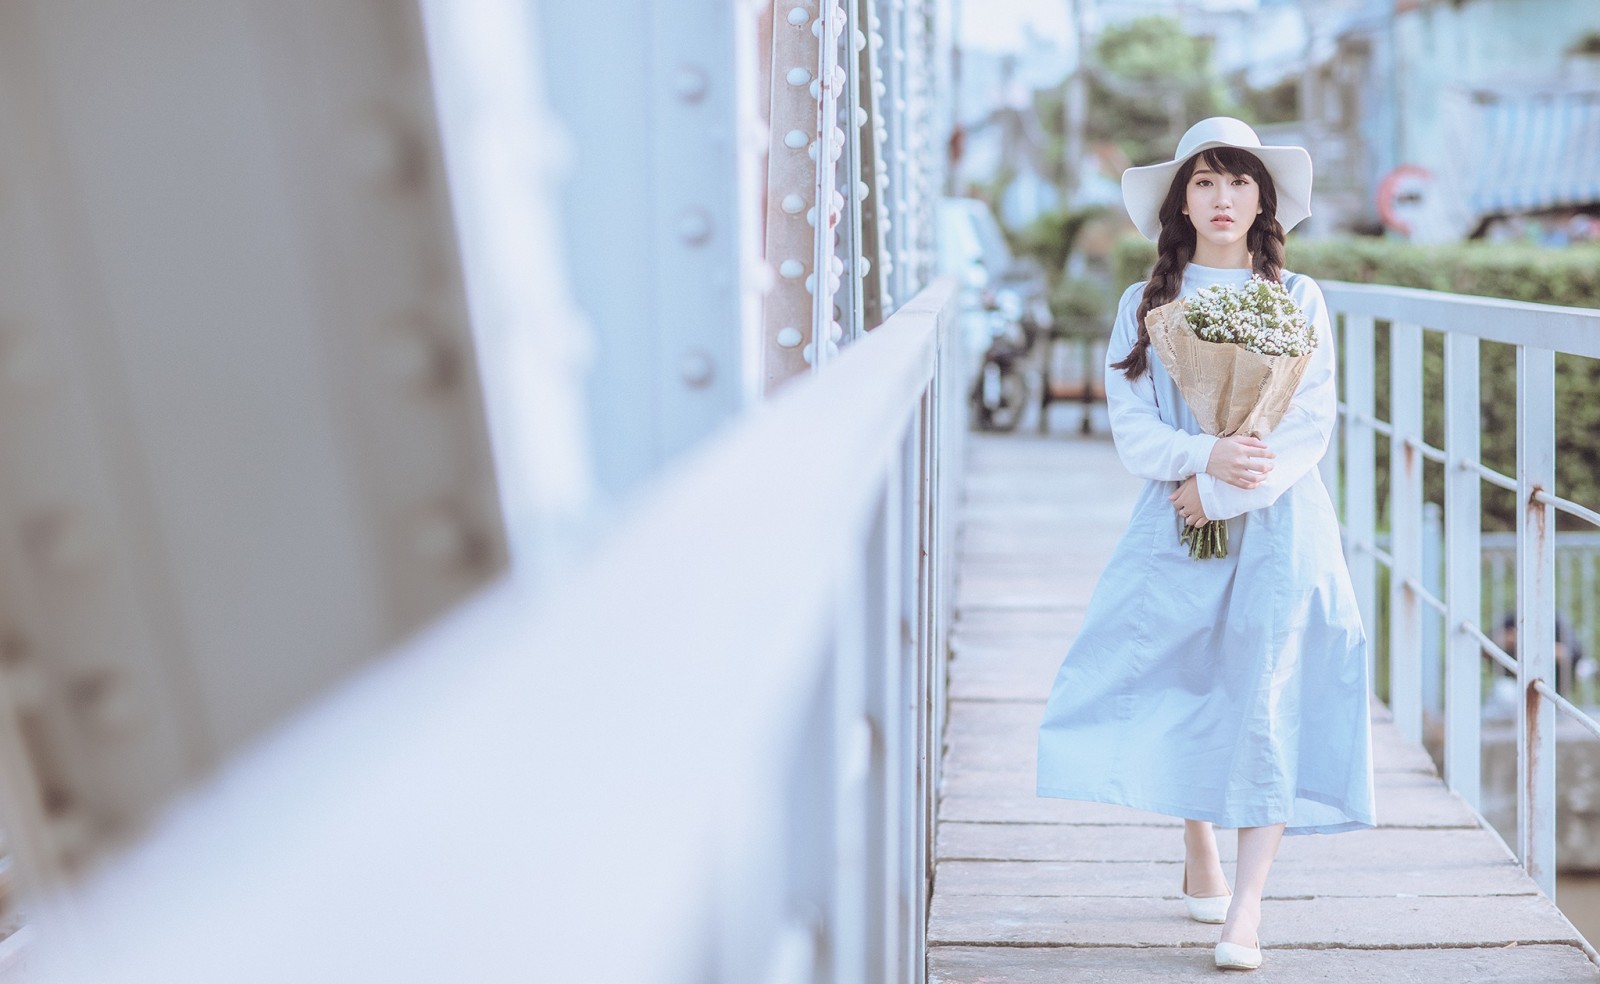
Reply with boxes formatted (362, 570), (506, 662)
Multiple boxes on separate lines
(1214, 935), (1262, 970)
(1181, 865), (1231, 924)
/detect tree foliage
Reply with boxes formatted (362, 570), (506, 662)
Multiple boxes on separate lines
(1085, 16), (1238, 166)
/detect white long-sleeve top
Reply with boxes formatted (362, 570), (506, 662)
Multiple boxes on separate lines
(1103, 263), (1337, 521)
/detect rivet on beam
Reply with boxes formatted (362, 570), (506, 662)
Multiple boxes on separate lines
(776, 327), (804, 348)
(21, 509), (95, 577)
(680, 350), (715, 389)
(68, 668), (139, 736)
(674, 66), (709, 102)
(409, 503), (492, 573)
(801, 340), (840, 365)
(380, 318), (460, 392)
(677, 208), (712, 244)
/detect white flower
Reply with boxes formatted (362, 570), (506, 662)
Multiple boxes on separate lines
(1184, 276), (1315, 356)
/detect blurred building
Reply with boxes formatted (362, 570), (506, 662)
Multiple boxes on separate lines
(1255, 0), (1600, 241)
(1096, 0), (1600, 243)
(1391, 0), (1600, 243)
(952, 47), (1064, 228)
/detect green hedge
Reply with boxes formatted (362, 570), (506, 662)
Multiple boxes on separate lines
(1110, 236), (1600, 530)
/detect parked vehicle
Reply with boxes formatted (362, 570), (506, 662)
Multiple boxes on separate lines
(935, 197), (1053, 431)
(971, 300), (1030, 431)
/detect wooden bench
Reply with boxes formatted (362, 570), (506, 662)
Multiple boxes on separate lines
(1039, 335), (1108, 434)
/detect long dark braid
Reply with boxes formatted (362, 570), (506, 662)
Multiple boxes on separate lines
(1112, 147), (1287, 381)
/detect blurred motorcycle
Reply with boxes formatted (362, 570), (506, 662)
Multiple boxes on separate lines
(970, 288), (1038, 432)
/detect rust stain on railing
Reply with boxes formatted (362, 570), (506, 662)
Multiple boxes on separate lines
(1526, 483), (1549, 535)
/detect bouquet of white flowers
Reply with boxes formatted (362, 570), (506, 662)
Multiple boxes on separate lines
(1144, 275), (1317, 559)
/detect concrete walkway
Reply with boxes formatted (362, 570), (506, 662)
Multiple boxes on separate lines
(929, 433), (1600, 982)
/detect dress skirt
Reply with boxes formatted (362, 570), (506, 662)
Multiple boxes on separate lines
(1035, 264), (1378, 835)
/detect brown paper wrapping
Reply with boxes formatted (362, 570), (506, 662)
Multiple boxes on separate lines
(1144, 298), (1312, 439)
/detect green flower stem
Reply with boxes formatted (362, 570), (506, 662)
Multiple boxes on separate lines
(1177, 514), (1229, 560)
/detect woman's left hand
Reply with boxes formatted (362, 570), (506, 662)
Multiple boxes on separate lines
(1169, 475), (1211, 527)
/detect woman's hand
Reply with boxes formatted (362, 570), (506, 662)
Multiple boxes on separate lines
(1169, 475), (1210, 527)
(1206, 435), (1275, 490)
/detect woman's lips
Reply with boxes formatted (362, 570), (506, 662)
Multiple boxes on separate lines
(1211, 215), (1234, 226)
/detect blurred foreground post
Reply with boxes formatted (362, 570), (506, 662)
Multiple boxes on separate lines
(0, 0), (960, 980)
(0, 0), (504, 887)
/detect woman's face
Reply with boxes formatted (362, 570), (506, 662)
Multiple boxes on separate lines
(1182, 164), (1262, 257)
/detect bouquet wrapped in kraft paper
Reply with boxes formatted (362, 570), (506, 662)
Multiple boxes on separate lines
(1144, 277), (1316, 558)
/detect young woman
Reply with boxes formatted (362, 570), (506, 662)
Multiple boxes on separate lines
(1034, 117), (1376, 972)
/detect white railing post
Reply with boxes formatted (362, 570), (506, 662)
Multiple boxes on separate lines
(895, 420), (922, 983)
(854, 474), (894, 983)
(1344, 315), (1378, 683)
(1390, 321), (1425, 742)
(830, 579), (867, 983)
(1319, 414), (1341, 513)
(916, 386), (938, 897)
(1516, 345), (1557, 898)
(1422, 502), (1444, 718)
(1443, 332), (1482, 809)
(871, 460), (899, 982)
(1318, 316), (1341, 509)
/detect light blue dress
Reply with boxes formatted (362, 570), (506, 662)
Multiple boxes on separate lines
(1035, 262), (1377, 835)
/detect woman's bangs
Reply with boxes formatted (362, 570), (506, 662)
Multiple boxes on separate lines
(1198, 147), (1266, 181)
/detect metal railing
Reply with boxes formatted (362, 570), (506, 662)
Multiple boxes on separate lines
(1377, 521), (1600, 713)
(13, 282), (963, 983)
(1484, 532), (1600, 700)
(1325, 281), (1600, 900)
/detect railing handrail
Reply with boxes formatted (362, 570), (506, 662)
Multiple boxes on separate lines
(1323, 278), (1598, 907)
(1323, 281), (1600, 357)
(18, 281), (961, 983)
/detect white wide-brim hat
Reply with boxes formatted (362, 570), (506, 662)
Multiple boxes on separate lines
(1121, 116), (1313, 242)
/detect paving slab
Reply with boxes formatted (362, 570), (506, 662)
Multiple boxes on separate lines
(938, 790), (1184, 825)
(934, 858), (1540, 899)
(952, 611), (1088, 636)
(948, 660), (1060, 702)
(928, 893), (1586, 948)
(936, 821), (1519, 867)
(954, 576), (1096, 611)
(930, 943), (1600, 983)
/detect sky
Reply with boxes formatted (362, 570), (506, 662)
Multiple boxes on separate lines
(957, 0), (1072, 53)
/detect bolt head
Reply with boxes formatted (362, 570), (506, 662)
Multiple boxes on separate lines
(674, 66), (709, 103)
(680, 350), (715, 388)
